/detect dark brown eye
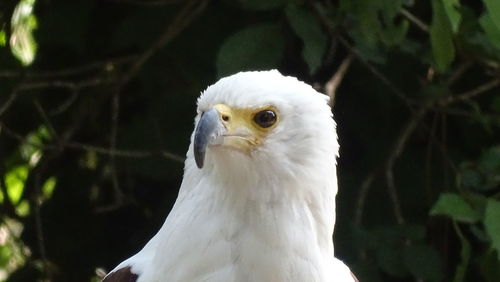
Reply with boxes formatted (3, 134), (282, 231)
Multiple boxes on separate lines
(253, 110), (277, 128)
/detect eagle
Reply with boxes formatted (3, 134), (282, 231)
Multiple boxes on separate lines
(103, 70), (358, 282)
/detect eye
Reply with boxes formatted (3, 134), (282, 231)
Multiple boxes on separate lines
(253, 110), (277, 128)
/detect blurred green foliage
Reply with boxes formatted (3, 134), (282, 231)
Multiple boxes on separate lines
(0, 0), (500, 281)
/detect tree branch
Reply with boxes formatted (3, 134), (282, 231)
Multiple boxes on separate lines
(0, 55), (137, 79)
(440, 78), (500, 105)
(400, 8), (429, 32)
(0, 122), (185, 163)
(118, 0), (210, 86)
(33, 100), (59, 139)
(325, 53), (353, 107)
(99, 92), (126, 212)
(355, 103), (431, 225)
(446, 61), (473, 86)
(32, 173), (51, 280)
(109, 0), (181, 6)
(0, 88), (20, 118)
(354, 172), (376, 225)
(0, 77), (115, 120)
(311, 2), (415, 109)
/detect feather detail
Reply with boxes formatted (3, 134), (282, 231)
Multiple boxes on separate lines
(103, 267), (138, 282)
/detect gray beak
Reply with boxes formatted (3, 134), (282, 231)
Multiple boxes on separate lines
(193, 108), (223, 168)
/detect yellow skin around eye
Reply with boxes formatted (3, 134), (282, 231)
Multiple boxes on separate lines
(212, 104), (279, 153)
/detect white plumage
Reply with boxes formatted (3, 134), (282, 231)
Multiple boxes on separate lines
(104, 70), (357, 282)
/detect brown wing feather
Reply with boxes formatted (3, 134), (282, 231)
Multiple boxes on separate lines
(102, 266), (138, 282)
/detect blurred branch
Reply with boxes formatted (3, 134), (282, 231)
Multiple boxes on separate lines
(49, 92), (79, 116)
(356, 103), (432, 225)
(98, 92), (127, 213)
(0, 77), (115, 118)
(383, 105), (431, 224)
(0, 88), (20, 118)
(354, 172), (376, 225)
(33, 100), (59, 139)
(424, 113), (438, 205)
(65, 142), (185, 163)
(312, 2), (416, 109)
(0, 122), (185, 163)
(33, 174), (51, 280)
(109, 0), (181, 5)
(16, 77), (115, 91)
(325, 53), (353, 107)
(446, 61), (473, 86)
(440, 114), (451, 190)
(0, 56), (137, 79)
(339, 36), (415, 108)
(400, 8), (429, 32)
(119, 0), (210, 86)
(440, 78), (500, 105)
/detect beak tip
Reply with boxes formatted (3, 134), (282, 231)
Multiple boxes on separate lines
(193, 108), (221, 170)
(193, 142), (206, 169)
(195, 155), (204, 169)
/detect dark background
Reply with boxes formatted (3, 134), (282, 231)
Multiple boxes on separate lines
(1, 0), (500, 281)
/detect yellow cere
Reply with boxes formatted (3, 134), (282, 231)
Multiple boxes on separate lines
(212, 104), (279, 152)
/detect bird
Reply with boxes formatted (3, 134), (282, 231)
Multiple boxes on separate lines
(103, 70), (358, 282)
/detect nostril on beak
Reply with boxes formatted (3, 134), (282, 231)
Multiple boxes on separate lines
(221, 114), (230, 122)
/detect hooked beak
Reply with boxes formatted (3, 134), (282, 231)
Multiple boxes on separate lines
(193, 108), (224, 169)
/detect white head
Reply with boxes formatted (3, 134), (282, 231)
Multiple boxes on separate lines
(189, 70), (338, 189)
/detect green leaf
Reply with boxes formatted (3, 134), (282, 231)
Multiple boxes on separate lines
(80, 150), (98, 170)
(0, 245), (13, 268)
(234, 0), (289, 11)
(10, 0), (38, 66)
(377, 0), (408, 46)
(16, 199), (30, 216)
(480, 13), (500, 50)
(483, 0), (500, 31)
(442, 0), (462, 33)
(216, 23), (285, 77)
(42, 177), (57, 200)
(4, 165), (28, 204)
(484, 199), (500, 260)
(0, 29), (6, 46)
(430, 0), (455, 72)
(356, 2), (382, 47)
(477, 249), (500, 282)
(20, 126), (49, 167)
(430, 193), (480, 223)
(285, 5), (327, 74)
(403, 244), (443, 282)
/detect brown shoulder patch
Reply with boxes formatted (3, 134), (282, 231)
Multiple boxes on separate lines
(103, 266), (138, 282)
